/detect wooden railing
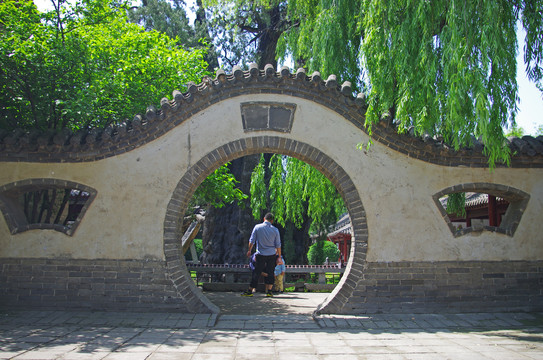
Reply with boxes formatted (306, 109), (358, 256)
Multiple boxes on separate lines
(186, 263), (345, 284)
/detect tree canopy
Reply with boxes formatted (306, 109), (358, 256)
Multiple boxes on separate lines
(127, 0), (192, 44)
(277, 0), (362, 86)
(127, 0), (219, 70)
(288, 1), (542, 167)
(4, 0), (542, 159)
(307, 239), (341, 265)
(202, 0), (543, 167)
(0, 0), (210, 131)
(202, 0), (289, 68)
(190, 163), (248, 211)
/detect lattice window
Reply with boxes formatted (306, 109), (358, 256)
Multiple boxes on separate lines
(0, 179), (96, 236)
(433, 183), (530, 237)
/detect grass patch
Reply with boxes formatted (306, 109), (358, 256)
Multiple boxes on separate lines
(190, 271), (204, 287)
(306, 273), (342, 284)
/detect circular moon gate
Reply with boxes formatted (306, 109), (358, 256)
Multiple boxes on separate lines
(163, 136), (368, 313)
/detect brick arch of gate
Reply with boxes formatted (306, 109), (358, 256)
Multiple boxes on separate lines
(163, 136), (367, 314)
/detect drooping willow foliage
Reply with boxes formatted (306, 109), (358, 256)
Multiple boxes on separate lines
(277, 0), (363, 87)
(250, 155), (268, 218)
(445, 192), (467, 218)
(250, 154), (345, 231)
(362, 0), (521, 168)
(278, 0), (543, 168)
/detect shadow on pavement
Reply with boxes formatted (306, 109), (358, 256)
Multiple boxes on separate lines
(203, 291), (330, 315)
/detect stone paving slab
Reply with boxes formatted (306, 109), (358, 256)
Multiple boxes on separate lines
(1, 310), (542, 359)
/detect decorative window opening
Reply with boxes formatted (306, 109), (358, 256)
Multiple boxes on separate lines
(433, 184), (530, 237)
(0, 179), (97, 236)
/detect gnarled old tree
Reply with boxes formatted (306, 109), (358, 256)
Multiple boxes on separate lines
(203, 0), (291, 68)
(198, 0), (296, 265)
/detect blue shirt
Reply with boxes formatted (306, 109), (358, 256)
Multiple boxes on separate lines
(275, 256), (286, 276)
(249, 220), (281, 256)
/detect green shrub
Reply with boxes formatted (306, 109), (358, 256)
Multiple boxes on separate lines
(307, 240), (340, 265)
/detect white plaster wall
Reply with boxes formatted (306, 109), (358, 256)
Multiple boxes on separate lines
(1, 94), (542, 261)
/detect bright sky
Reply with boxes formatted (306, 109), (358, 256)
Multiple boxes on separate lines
(515, 28), (543, 135)
(31, 0), (543, 135)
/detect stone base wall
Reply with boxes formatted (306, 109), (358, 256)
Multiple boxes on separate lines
(0, 258), (189, 312)
(339, 261), (543, 314)
(2, 258), (542, 314)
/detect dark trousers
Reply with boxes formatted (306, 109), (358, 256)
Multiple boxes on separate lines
(250, 254), (276, 289)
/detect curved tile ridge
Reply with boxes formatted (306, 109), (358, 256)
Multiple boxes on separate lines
(0, 63), (542, 168)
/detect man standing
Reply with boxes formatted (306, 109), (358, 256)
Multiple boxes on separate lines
(242, 213), (282, 297)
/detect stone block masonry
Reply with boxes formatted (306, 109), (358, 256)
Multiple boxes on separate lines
(0, 258), (196, 312)
(333, 260), (543, 314)
(2, 258), (542, 313)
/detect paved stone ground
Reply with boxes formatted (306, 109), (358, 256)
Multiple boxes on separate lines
(1, 293), (543, 359)
(204, 290), (327, 315)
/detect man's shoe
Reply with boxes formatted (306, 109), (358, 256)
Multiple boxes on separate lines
(241, 290), (253, 297)
(266, 291), (273, 297)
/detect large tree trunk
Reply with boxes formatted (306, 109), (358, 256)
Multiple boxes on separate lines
(201, 3), (286, 260)
(201, 155), (261, 265)
(256, 5), (282, 69)
(288, 216), (311, 265)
